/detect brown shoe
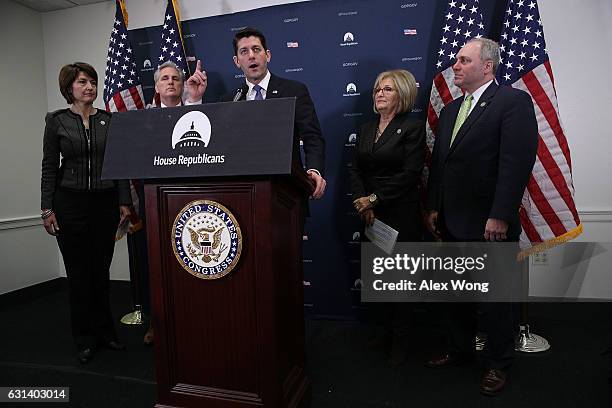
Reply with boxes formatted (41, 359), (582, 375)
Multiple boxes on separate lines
(426, 352), (472, 368)
(143, 324), (154, 346)
(387, 338), (408, 366)
(366, 331), (392, 350)
(480, 368), (506, 396)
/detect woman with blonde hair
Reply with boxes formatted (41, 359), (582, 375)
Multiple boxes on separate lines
(349, 69), (425, 365)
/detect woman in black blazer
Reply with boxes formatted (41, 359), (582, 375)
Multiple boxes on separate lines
(349, 69), (425, 364)
(41, 62), (132, 364)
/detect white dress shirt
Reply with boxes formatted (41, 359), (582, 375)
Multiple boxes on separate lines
(465, 79), (495, 115)
(245, 70), (272, 101)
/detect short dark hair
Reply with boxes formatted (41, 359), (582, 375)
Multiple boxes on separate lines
(58, 62), (98, 104)
(232, 27), (268, 55)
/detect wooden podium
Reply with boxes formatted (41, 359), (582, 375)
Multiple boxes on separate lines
(102, 99), (312, 407)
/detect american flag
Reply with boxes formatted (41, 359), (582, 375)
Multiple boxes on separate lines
(103, 0), (145, 235)
(103, 0), (144, 112)
(151, 0), (190, 106)
(426, 0), (485, 169)
(497, 0), (582, 254)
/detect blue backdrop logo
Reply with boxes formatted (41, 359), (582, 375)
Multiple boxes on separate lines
(341, 32), (359, 46)
(343, 83), (360, 97)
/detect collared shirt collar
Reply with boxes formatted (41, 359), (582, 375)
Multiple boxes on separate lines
(465, 79), (495, 115)
(246, 70), (271, 100)
(160, 99), (183, 108)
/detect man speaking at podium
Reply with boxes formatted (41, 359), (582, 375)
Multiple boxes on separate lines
(186, 27), (326, 201)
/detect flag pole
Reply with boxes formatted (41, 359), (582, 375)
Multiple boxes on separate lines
(103, 0), (147, 325)
(515, 258), (550, 353)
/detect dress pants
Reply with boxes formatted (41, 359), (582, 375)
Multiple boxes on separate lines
(130, 180), (151, 316)
(54, 189), (120, 349)
(367, 201), (422, 337)
(437, 211), (517, 370)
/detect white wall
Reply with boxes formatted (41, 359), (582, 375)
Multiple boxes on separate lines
(528, 1), (612, 299)
(1, 0), (610, 294)
(0, 1), (59, 295)
(538, 0), (612, 213)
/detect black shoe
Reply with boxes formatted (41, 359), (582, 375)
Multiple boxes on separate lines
(104, 340), (126, 351)
(77, 348), (94, 364)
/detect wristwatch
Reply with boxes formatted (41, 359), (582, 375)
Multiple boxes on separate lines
(368, 193), (378, 206)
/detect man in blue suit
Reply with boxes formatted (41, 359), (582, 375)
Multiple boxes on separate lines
(426, 38), (538, 396)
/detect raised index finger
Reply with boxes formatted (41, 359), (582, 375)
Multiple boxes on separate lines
(195, 59), (202, 72)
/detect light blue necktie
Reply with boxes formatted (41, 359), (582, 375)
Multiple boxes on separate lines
(253, 84), (264, 100)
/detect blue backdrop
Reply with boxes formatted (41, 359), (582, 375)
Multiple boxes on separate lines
(129, 0), (506, 318)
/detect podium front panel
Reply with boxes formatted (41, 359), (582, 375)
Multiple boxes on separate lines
(145, 178), (310, 408)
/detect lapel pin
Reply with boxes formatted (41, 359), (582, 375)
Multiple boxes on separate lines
(272, 90), (278, 94)
(480, 101), (487, 107)
(396, 129), (402, 134)
(100, 120), (106, 125)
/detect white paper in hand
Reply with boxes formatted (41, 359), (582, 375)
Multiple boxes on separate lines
(364, 219), (399, 255)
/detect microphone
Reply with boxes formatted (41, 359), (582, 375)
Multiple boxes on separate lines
(232, 88), (243, 102)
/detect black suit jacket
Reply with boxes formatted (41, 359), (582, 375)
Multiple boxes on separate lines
(221, 73), (325, 175)
(349, 113), (425, 239)
(426, 82), (538, 240)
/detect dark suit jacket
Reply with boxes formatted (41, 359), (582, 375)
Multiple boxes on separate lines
(426, 82), (538, 240)
(220, 73), (325, 175)
(349, 113), (425, 240)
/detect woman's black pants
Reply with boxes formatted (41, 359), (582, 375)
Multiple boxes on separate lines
(54, 189), (119, 349)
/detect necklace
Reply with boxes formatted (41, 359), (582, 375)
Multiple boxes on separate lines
(374, 127), (383, 143)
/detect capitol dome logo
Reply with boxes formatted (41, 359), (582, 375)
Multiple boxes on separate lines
(343, 83), (360, 97)
(172, 200), (242, 280)
(340, 32), (358, 47)
(172, 111), (212, 149)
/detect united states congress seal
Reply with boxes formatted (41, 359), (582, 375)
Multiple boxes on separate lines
(171, 200), (242, 279)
